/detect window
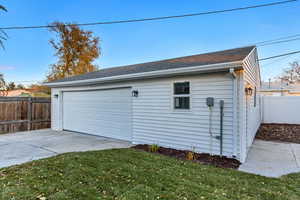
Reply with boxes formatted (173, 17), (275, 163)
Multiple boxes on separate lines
(254, 87), (257, 107)
(173, 82), (190, 109)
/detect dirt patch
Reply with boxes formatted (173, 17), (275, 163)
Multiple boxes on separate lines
(256, 124), (300, 144)
(132, 144), (241, 169)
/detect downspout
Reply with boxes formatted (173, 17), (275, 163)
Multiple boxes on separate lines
(229, 68), (238, 158)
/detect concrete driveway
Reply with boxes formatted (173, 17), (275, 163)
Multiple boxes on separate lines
(0, 129), (131, 168)
(239, 140), (300, 177)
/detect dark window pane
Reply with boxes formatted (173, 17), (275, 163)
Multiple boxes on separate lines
(174, 97), (190, 109)
(174, 82), (190, 95)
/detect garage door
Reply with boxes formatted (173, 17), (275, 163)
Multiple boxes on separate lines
(62, 88), (132, 141)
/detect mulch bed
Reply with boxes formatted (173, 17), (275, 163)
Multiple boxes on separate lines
(256, 123), (300, 144)
(132, 144), (241, 169)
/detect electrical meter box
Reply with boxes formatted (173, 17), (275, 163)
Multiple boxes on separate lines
(219, 100), (224, 108)
(206, 97), (214, 107)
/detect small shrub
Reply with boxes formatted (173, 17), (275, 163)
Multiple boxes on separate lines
(186, 151), (195, 160)
(149, 144), (159, 152)
(186, 146), (196, 160)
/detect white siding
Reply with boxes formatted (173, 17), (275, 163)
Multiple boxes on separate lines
(132, 74), (234, 157)
(51, 73), (236, 158)
(237, 48), (262, 162)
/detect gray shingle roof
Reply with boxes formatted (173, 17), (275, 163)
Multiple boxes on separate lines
(47, 46), (255, 84)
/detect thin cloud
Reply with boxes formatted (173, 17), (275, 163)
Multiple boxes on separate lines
(0, 66), (16, 70)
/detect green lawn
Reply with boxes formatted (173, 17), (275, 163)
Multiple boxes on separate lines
(0, 149), (299, 200)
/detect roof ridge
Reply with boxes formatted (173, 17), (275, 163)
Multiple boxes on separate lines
(91, 45), (256, 73)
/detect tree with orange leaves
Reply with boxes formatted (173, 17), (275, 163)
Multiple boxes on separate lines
(47, 22), (100, 81)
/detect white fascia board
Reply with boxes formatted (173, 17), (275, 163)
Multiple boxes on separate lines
(44, 61), (243, 87)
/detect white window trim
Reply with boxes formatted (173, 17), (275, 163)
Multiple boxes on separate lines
(171, 80), (192, 112)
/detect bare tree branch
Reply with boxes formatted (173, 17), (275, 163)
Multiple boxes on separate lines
(278, 61), (300, 84)
(0, 5), (7, 12)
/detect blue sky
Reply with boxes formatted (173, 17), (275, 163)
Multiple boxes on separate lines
(0, 0), (299, 84)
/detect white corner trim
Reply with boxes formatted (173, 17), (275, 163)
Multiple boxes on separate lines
(44, 61), (243, 87)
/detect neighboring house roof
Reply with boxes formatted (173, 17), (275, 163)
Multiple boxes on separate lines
(5, 89), (32, 97)
(45, 46), (256, 87)
(261, 81), (300, 93)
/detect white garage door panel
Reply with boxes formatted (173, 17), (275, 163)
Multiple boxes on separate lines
(63, 88), (132, 141)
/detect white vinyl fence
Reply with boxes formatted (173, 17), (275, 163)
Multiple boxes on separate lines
(262, 96), (300, 124)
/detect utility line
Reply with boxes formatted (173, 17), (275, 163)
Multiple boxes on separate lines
(0, 1), (299, 48)
(259, 50), (300, 61)
(260, 54), (298, 80)
(0, 0), (297, 30)
(257, 37), (300, 47)
(261, 54), (296, 67)
(255, 33), (300, 45)
(261, 55), (299, 81)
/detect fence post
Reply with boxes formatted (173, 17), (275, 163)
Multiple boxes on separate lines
(27, 97), (32, 131)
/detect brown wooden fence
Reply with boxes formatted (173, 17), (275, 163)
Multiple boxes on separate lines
(0, 97), (51, 134)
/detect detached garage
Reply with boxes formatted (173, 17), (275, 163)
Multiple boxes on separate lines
(45, 46), (261, 162)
